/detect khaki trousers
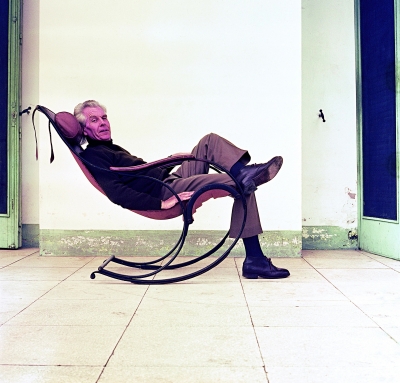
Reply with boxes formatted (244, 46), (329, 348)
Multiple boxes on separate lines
(161, 133), (263, 238)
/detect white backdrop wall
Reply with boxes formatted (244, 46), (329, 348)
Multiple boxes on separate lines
(21, 0), (39, 225)
(36, 0), (302, 233)
(302, 0), (358, 229)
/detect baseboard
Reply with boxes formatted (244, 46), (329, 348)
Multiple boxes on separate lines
(302, 226), (358, 250)
(39, 229), (302, 257)
(33, 226), (357, 255)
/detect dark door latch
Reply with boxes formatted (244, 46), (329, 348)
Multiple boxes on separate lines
(19, 106), (32, 116)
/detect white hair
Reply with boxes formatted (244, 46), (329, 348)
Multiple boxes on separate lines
(74, 100), (107, 128)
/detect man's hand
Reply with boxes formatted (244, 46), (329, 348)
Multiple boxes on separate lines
(161, 191), (194, 210)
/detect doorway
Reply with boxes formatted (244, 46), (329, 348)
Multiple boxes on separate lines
(0, 0), (21, 249)
(356, 0), (400, 259)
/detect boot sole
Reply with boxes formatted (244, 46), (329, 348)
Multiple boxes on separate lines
(253, 156), (283, 187)
(242, 271), (290, 279)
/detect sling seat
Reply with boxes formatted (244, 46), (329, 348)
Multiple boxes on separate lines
(32, 105), (247, 284)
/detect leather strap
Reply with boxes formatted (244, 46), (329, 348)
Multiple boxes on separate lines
(31, 106), (55, 163)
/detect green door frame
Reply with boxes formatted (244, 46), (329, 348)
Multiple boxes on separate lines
(0, 0), (21, 249)
(355, 0), (400, 260)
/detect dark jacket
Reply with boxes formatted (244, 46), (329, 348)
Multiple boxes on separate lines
(80, 138), (170, 210)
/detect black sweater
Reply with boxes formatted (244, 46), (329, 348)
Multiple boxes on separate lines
(80, 138), (170, 210)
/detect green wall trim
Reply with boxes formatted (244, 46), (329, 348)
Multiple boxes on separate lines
(22, 224), (39, 247)
(39, 229), (302, 257)
(37, 227), (357, 255)
(302, 226), (358, 250)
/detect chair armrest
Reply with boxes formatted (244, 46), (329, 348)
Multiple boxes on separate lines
(109, 153), (195, 172)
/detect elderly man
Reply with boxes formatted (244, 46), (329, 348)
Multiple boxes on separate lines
(75, 100), (289, 279)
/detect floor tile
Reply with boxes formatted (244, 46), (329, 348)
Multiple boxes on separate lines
(7, 298), (140, 326)
(144, 282), (247, 306)
(0, 366), (102, 383)
(356, 302), (400, 328)
(256, 327), (400, 367)
(108, 325), (262, 367)
(131, 298), (252, 327)
(11, 255), (94, 268)
(267, 366), (400, 383)
(0, 267), (80, 281)
(383, 327), (400, 343)
(99, 366), (268, 383)
(302, 250), (367, 258)
(360, 252), (400, 269)
(338, 287), (400, 305)
(40, 280), (148, 300)
(248, 301), (376, 327)
(0, 248), (39, 256)
(319, 268), (400, 284)
(304, 257), (388, 269)
(0, 280), (60, 300)
(0, 248), (39, 267)
(315, 272), (400, 305)
(0, 325), (123, 365)
(0, 298), (36, 325)
(242, 281), (347, 306)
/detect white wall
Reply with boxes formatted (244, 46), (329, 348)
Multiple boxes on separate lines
(302, 0), (358, 228)
(21, 0), (39, 225)
(36, 0), (302, 232)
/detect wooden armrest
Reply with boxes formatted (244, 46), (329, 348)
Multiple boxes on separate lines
(110, 153), (195, 172)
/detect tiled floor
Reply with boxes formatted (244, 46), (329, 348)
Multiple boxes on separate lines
(0, 248), (399, 382)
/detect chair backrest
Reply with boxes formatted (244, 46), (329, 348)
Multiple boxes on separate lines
(54, 111), (85, 155)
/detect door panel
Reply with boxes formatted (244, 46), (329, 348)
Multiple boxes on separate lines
(357, 0), (400, 259)
(360, 0), (397, 221)
(0, 0), (21, 249)
(0, 0), (8, 215)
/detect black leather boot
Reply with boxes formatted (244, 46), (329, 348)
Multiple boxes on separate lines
(242, 256), (290, 279)
(236, 156), (283, 195)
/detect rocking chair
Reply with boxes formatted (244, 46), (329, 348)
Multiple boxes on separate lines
(32, 105), (247, 284)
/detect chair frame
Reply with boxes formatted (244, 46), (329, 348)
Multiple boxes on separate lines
(33, 105), (247, 284)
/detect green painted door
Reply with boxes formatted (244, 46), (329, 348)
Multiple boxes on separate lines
(0, 0), (21, 249)
(356, 0), (400, 260)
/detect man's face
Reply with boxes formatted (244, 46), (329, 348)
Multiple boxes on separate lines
(82, 106), (111, 141)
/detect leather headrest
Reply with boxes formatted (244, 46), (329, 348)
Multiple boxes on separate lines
(55, 112), (83, 144)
